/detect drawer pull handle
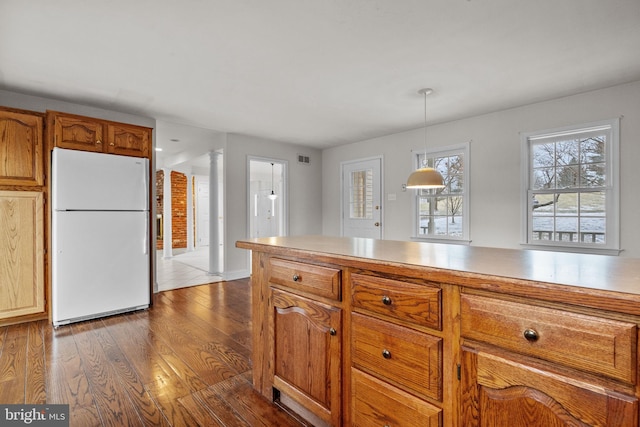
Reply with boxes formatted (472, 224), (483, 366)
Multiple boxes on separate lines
(292, 274), (300, 282)
(382, 349), (391, 359)
(523, 328), (539, 342)
(329, 328), (337, 336)
(382, 296), (392, 305)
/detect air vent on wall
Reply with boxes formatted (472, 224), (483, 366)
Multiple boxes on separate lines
(298, 154), (310, 165)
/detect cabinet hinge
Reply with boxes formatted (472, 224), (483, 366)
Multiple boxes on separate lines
(457, 364), (461, 381)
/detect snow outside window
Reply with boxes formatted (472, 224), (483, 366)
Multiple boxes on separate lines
(412, 143), (469, 242)
(521, 119), (620, 254)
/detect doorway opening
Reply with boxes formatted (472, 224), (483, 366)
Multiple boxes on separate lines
(248, 158), (287, 238)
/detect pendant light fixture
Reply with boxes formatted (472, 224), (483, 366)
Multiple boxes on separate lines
(406, 88), (445, 189)
(268, 162), (278, 200)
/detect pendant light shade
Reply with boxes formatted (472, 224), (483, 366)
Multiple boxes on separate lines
(406, 167), (445, 189)
(268, 162), (278, 200)
(406, 88), (445, 189)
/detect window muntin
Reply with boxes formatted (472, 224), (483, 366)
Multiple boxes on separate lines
(414, 146), (468, 240)
(523, 120), (619, 252)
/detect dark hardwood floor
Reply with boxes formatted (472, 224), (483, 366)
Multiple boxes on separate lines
(0, 279), (304, 426)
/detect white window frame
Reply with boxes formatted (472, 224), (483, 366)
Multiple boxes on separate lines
(520, 118), (620, 255)
(411, 142), (470, 243)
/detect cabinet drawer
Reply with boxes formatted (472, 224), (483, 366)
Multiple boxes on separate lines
(269, 258), (341, 300)
(461, 293), (637, 383)
(352, 369), (441, 427)
(351, 273), (441, 330)
(352, 312), (442, 401)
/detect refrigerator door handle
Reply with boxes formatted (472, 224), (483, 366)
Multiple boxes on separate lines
(144, 212), (149, 255)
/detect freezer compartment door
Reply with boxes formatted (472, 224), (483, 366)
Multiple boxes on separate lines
(52, 147), (149, 211)
(52, 211), (150, 325)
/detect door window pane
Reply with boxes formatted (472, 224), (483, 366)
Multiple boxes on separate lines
(350, 169), (373, 219)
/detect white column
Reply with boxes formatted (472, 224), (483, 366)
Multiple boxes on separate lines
(162, 168), (173, 259)
(186, 173), (194, 252)
(208, 151), (221, 274)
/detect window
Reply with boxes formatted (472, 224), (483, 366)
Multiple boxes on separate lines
(521, 119), (620, 254)
(413, 143), (469, 242)
(349, 168), (373, 219)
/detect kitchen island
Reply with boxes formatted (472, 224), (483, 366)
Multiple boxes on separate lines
(236, 235), (640, 426)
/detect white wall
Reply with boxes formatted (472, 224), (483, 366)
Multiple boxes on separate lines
(225, 134), (323, 277)
(0, 90), (156, 128)
(322, 81), (640, 257)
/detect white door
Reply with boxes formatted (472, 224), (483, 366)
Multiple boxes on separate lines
(342, 157), (382, 239)
(196, 179), (209, 247)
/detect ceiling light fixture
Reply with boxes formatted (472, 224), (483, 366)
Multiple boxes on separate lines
(268, 162), (278, 200)
(406, 88), (445, 189)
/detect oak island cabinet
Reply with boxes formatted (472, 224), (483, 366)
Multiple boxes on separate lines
(237, 235), (640, 427)
(267, 258), (343, 426)
(0, 107), (46, 324)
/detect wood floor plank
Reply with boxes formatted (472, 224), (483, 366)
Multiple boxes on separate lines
(0, 325), (7, 355)
(188, 378), (255, 427)
(44, 324), (102, 426)
(177, 393), (227, 427)
(88, 320), (171, 427)
(101, 312), (212, 426)
(71, 321), (143, 427)
(25, 320), (46, 403)
(154, 288), (252, 360)
(0, 323), (28, 403)
(154, 294), (252, 372)
(195, 372), (302, 427)
(0, 279), (302, 427)
(144, 298), (243, 385)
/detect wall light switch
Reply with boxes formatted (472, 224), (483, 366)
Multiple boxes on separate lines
(387, 193), (397, 201)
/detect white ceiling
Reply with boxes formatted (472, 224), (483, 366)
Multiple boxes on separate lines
(1, 0), (639, 150)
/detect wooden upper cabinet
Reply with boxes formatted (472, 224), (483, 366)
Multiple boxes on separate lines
(51, 111), (104, 153)
(106, 122), (150, 158)
(49, 111), (151, 158)
(0, 107), (44, 187)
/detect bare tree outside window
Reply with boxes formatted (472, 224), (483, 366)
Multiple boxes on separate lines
(529, 131), (608, 245)
(417, 152), (465, 237)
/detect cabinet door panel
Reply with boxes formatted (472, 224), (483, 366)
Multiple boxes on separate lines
(461, 347), (638, 427)
(53, 113), (104, 152)
(0, 109), (43, 186)
(106, 123), (150, 158)
(271, 288), (341, 425)
(0, 191), (44, 319)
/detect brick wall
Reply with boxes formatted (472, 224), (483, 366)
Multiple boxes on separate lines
(155, 170), (188, 250)
(155, 170), (164, 250)
(171, 171), (188, 249)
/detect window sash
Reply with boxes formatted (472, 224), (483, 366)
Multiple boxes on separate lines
(521, 118), (619, 252)
(413, 143), (469, 241)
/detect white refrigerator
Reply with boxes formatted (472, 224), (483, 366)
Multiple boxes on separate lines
(52, 148), (150, 326)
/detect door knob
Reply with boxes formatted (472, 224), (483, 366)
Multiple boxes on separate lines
(374, 222), (380, 227)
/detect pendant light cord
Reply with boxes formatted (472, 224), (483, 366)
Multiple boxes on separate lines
(423, 90), (428, 167)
